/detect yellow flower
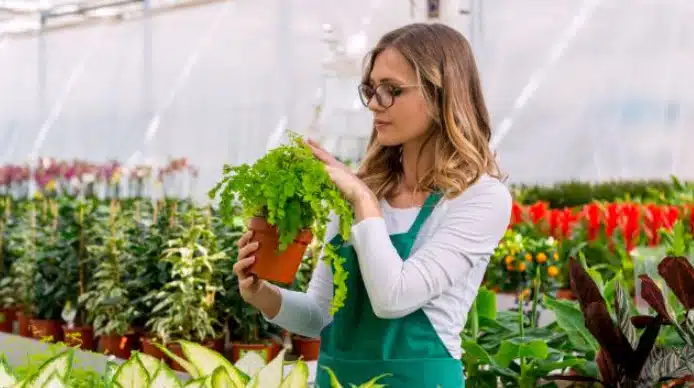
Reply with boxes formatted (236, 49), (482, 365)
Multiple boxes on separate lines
(519, 288), (531, 301)
(505, 256), (514, 265)
(524, 253), (532, 262)
(553, 252), (559, 261)
(518, 262), (527, 272)
(536, 252), (547, 264)
(45, 179), (57, 192)
(547, 265), (559, 277)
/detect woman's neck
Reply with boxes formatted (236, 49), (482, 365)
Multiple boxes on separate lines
(400, 137), (434, 192)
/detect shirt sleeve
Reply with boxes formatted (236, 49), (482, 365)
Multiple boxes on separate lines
(262, 218), (337, 338)
(350, 177), (512, 319)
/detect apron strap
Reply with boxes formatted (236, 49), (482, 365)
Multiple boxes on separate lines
(406, 191), (443, 237)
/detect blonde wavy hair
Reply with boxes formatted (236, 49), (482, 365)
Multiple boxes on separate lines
(356, 23), (504, 200)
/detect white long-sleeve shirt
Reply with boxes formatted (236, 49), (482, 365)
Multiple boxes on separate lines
(264, 174), (512, 359)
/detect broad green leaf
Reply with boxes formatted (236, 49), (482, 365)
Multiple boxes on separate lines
(476, 288), (497, 320)
(153, 343), (201, 378)
(41, 372), (66, 388)
(461, 341), (494, 365)
(279, 361), (309, 388)
(493, 339), (549, 368)
(135, 352), (164, 379)
(544, 296), (599, 353)
(113, 354), (150, 388)
(179, 340), (248, 386)
(27, 350), (73, 388)
(319, 366), (343, 388)
(0, 356), (17, 387)
(148, 363), (182, 388)
(211, 366), (234, 388)
(246, 349), (285, 388)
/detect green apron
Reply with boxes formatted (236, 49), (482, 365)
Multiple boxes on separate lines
(316, 192), (465, 388)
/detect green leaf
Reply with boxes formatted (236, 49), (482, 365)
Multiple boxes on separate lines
(493, 339), (549, 368)
(462, 340), (495, 365)
(476, 288), (497, 320)
(614, 283), (638, 348)
(543, 296), (599, 353)
(113, 353), (150, 388)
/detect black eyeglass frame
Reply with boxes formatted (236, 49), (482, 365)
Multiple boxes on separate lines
(357, 83), (421, 108)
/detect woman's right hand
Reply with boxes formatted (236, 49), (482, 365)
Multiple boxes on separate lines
(233, 230), (264, 304)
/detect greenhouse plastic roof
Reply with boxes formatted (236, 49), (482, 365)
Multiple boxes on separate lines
(0, 0), (692, 201)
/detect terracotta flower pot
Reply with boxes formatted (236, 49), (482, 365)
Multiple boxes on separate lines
(29, 319), (63, 342)
(16, 311), (32, 338)
(101, 334), (133, 359)
(231, 341), (281, 363)
(62, 325), (95, 351)
(247, 217), (313, 284)
(141, 336), (168, 361)
(0, 308), (14, 333)
(291, 335), (320, 361)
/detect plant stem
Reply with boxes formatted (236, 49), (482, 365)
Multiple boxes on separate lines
(531, 267), (541, 328)
(470, 297), (479, 340)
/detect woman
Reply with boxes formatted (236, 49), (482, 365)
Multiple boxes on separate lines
(233, 23), (512, 387)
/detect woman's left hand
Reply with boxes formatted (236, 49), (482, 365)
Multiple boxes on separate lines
(304, 138), (373, 204)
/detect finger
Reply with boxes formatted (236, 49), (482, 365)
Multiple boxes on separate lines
(239, 275), (258, 289)
(236, 230), (253, 248)
(238, 241), (259, 259)
(305, 139), (338, 165)
(233, 256), (256, 276)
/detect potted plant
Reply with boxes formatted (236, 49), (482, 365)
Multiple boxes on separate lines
(143, 207), (226, 370)
(229, 303), (281, 363)
(289, 241), (321, 361)
(79, 201), (137, 359)
(209, 132), (353, 315)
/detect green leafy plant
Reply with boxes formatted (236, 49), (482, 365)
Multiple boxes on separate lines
(0, 339), (387, 387)
(79, 202), (136, 337)
(144, 207), (226, 344)
(209, 132), (353, 315)
(547, 258), (694, 387)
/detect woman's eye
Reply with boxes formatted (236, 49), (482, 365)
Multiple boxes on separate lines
(390, 87), (403, 96)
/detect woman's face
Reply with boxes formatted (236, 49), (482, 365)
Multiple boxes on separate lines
(364, 47), (432, 146)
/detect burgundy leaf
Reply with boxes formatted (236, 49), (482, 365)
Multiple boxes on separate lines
(584, 302), (632, 370)
(569, 257), (604, 312)
(631, 315), (658, 329)
(658, 256), (694, 310)
(596, 348), (619, 385)
(630, 314), (663, 379)
(640, 274), (674, 324)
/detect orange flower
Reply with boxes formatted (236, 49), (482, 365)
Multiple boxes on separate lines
(520, 288), (531, 301)
(547, 265), (559, 277)
(524, 253), (533, 262)
(536, 252), (547, 263)
(505, 256), (514, 265)
(553, 252), (559, 261)
(518, 262), (527, 272)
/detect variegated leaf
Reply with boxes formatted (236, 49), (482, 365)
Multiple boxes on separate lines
(615, 283), (638, 349)
(639, 345), (694, 380)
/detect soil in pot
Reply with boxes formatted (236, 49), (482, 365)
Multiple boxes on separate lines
(16, 311), (32, 337)
(101, 335), (133, 359)
(248, 217), (313, 284)
(231, 341), (281, 363)
(0, 308), (13, 333)
(29, 319), (63, 342)
(141, 336), (168, 361)
(62, 325), (95, 351)
(291, 335), (320, 361)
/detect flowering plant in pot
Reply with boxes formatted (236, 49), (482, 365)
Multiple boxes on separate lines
(209, 132), (353, 314)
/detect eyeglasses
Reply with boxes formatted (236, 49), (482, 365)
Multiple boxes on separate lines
(357, 83), (420, 108)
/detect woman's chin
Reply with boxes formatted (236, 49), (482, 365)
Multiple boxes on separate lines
(375, 131), (403, 147)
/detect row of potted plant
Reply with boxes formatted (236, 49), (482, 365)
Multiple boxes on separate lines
(0, 156), (197, 199)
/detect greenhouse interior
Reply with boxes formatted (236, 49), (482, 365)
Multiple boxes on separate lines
(1, 0), (694, 386)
